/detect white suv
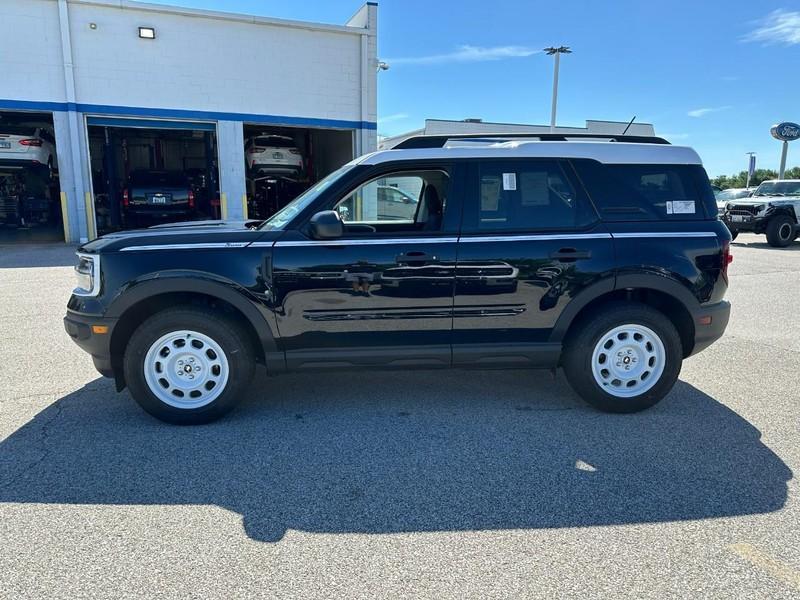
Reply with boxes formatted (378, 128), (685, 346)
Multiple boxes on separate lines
(0, 126), (57, 176)
(245, 135), (303, 176)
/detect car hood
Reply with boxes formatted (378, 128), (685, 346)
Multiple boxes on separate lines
(78, 219), (281, 253)
(728, 195), (798, 205)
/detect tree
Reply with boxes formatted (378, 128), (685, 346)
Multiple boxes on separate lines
(710, 168), (788, 189)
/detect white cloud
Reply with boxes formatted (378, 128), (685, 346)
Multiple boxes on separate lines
(388, 45), (540, 66)
(687, 106), (732, 118)
(378, 113), (409, 124)
(743, 9), (800, 45)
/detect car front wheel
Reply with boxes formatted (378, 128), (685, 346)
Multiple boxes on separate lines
(766, 215), (796, 247)
(123, 306), (255, 424)
(562, 303), (682, 413)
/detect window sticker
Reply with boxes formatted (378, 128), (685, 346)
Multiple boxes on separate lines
(481, 176), (501, 211)
(672, 200), (695, 214)
(519, 171), (549, 206)
(502, 172), (517, 191)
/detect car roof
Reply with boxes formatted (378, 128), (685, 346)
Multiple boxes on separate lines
(357, 141), (703, 166)
(758, 179), (800, 183)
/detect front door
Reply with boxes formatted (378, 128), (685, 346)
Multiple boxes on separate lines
(452, 158), (615, 366)
(271, 164), (462, 369)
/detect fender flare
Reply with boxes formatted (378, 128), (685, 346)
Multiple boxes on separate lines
(107, 271), (282, 372)
(548, 272), (700, 344)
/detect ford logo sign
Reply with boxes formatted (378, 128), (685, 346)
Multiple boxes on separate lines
(770, 122), (800, 142)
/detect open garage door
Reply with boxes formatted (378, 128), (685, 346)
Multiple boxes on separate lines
(87, 118), (219, 235)
(0, 110), (64, 244)
(243, 124), (353, 219)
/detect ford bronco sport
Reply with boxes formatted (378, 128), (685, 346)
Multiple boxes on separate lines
(65, 133), (732, 424)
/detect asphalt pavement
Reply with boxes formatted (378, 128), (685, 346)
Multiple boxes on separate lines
(0, 234), (797, 599)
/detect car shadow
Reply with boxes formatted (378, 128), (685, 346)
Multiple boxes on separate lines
(732, 240), (800, 251)
(0, 242), (79, 268)
(0, 370), (791, 543)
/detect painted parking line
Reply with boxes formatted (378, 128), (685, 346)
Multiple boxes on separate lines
(728, 543), (800, 591)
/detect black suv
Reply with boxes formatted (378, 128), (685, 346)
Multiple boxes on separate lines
(65, 134), (732, 424)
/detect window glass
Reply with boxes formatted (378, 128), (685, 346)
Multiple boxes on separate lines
(573, 161), (712, 221)
(472, 160), (594, 231)
(334, 170), (449, 231)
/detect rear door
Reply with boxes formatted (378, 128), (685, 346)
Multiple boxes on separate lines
(452, 158), (615, 367)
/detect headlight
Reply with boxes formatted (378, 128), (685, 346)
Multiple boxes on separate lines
(74, 253), (100, 296)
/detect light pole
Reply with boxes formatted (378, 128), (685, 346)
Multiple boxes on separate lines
(544, 46), (571, 132)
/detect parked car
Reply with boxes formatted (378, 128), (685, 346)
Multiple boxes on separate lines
(715, 187), (754, 211)
(122, 170), (195, 226)
(245, 135), (303, 176)
(720, 179), (800, 246)
(0, 126), (57, 177)
(65, 133), (731, 424)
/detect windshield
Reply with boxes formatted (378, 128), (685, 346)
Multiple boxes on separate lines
(754, 181), (800, 196)
(253, 136), (294, 148)
(717, 189), (752, 200)
(259, 163), (356, 230)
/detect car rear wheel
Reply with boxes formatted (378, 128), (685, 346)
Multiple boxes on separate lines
(123, 306), (255, 424)
(562, 303), (682, 413)
(766, 215), (796, 247)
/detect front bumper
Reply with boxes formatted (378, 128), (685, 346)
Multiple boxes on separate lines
(721, 212), (768, 233)
(689, 300), (731, 356)
(64, 311), (118, 378)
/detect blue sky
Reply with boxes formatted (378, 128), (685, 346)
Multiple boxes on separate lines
(149, 0), (800, 176)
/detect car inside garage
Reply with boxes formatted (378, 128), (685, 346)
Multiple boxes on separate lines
(87, 119), (219, 235)
(0, 110), (63, 243)
(243, 124), (353, 219)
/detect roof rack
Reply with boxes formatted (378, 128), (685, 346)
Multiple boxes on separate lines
(392, 132), (671, 149)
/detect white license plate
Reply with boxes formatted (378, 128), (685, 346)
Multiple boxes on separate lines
(731, 215), (744, 223)
(0, 142), (10, 149)
(273, 152), (283, 159)
(151, 196), (167, 204)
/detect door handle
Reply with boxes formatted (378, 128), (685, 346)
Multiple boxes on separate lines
(396, 251), (438, 264)
(549, 247), (592, 261)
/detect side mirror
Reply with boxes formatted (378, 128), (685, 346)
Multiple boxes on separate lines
(309, 210), (343, 240)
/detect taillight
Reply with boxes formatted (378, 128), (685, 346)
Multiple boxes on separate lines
(122, 189), (129, 207)
(188, 190), (195, 208)
(722, 240), (732, 281)
(289, 148), (301, 155)
(19, 138), (43, 147)
(248, 148), (265, 154)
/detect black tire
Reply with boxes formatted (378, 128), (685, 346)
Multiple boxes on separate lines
(562, 302), (682, 413)
(766, 215), (796, 247)
(123, 306), (255, 424)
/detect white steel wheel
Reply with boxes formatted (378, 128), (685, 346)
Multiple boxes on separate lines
(143, 329), (229, 409)
(590, 324), (666, 398)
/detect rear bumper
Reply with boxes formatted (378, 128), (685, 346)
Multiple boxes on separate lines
(0, 157), (46, 168)
(689, 300), (730, 356)
(64, 311), (117, 378)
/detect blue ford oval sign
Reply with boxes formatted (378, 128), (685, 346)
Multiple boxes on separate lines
(771, 122), (800, 142)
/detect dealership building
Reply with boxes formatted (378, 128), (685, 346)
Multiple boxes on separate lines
(0, 0), (378, 243)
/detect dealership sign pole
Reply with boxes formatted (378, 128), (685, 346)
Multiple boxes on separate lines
(771, 122), (800, 179)
(746, 152), (756, 188)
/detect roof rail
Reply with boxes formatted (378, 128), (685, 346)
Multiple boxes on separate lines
(392, 132), (671, 149)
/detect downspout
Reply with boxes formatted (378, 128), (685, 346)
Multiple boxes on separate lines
(57, 0), (89, 242)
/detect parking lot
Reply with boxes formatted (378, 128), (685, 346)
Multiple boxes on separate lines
(0, 234), (798, 598)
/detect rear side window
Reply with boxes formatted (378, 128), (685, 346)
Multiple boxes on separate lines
(464, 159), (597, 232)
(573, 160), (716, 221)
